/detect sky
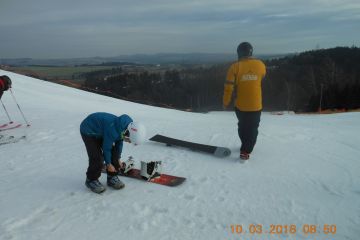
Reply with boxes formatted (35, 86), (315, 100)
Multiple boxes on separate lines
(0, 0), (360, 58)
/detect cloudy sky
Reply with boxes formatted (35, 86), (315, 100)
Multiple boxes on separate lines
(0, 0), (359, 58)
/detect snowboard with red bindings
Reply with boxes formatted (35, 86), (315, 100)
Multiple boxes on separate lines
(101, 160), (185, 187)
(117, 168), (185, 187)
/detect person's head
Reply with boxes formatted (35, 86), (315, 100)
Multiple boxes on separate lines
(237, 42), (253, 59)
(123, 122), (146, 145)
(0, 75), (12, 91)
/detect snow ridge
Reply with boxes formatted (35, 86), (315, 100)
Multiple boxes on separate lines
(0, 70), (359, 240)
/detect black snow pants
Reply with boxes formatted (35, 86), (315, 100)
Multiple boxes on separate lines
(234, 108), (261, 154)
(81, 133), (121, 180)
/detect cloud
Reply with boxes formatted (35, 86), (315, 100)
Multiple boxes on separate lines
(0, 0), (359, 58)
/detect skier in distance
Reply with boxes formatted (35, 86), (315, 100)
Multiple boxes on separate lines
(0, 75), (12, 100)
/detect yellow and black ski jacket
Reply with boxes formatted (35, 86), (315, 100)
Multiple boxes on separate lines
(223, 57), (266, 111)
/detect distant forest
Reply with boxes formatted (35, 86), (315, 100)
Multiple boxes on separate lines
(81, 47), (360, 112)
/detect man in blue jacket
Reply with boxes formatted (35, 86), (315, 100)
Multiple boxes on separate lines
(80, 112), (146, 194)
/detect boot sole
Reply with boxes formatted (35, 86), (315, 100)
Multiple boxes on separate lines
(85, 183), (106, 194)
(107, 183), (125, 190)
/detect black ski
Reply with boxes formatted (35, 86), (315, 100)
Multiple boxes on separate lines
(0, 135), (26, 145)
(149, 134), (231, 157)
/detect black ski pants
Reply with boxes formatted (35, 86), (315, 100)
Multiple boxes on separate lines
(234, 108), (261, 154)
(81, 133), (121, 180)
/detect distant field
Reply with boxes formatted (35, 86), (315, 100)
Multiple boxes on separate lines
(10, 65), (116, 81)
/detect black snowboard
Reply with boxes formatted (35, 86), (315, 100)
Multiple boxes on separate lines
(149, 134), (231, 157)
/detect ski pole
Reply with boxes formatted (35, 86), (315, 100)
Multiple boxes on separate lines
(9, 89), (31, 127)
(1, 99), (13, 124)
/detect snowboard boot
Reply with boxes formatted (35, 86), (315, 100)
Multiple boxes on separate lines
(120, 157), (135, 173)
(107, 175), (125, 189)
(85, 178), (106, 194)
(140, 161), (162, 181)
(240, 151), (250, 163)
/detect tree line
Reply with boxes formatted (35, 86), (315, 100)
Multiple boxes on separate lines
(265, 46), (360, 111)
(81, 65), (226, 111)
(81, 47), (360, 112)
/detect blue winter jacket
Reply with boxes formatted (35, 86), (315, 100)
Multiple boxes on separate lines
(80, 112), (133, 164)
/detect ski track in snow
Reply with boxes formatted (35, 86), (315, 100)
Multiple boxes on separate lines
(1, 70), (360, 240)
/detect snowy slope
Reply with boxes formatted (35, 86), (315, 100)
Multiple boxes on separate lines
(0, 70), (359, 240)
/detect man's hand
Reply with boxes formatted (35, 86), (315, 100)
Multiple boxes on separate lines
(106, 163), (116, 172)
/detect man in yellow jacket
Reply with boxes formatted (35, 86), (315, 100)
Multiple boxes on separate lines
(223, 42), (266, 161)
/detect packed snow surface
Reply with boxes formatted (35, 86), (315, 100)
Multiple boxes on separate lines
(0, 70), (359, 240)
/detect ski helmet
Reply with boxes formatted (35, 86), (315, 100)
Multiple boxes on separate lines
(237, 42), (253, 58)
(127, 122), (146, 145)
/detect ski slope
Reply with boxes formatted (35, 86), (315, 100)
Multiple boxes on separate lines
(0, 70), (359, 240)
